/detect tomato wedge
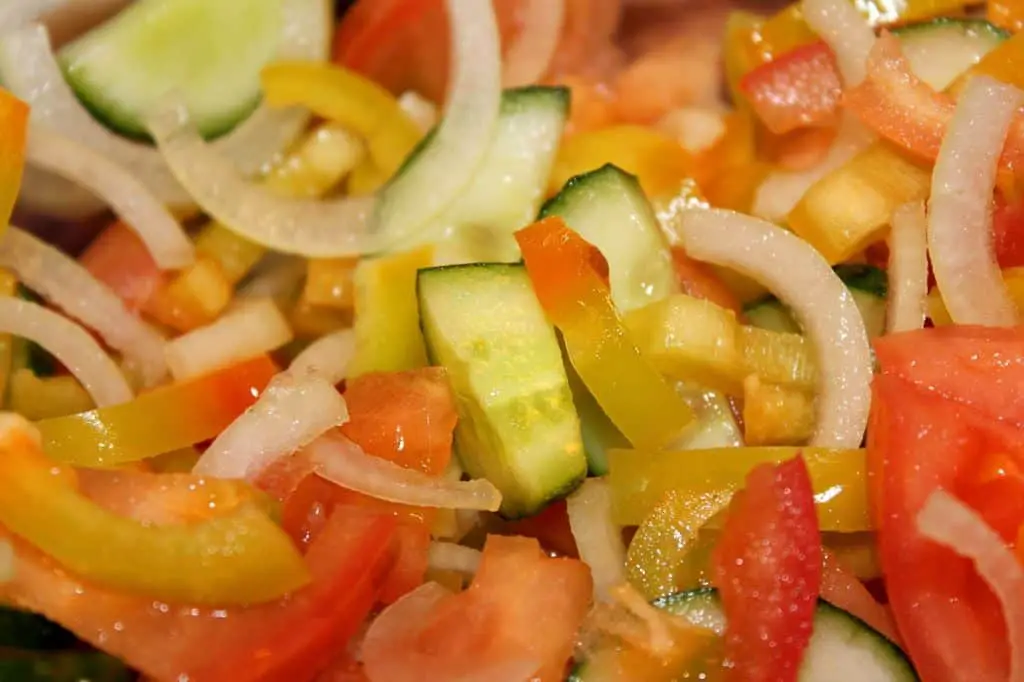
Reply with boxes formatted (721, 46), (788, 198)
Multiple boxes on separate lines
(711, 455), (822, 682)
(79, 221), (165, 313)
(869, 326), (1024, 682)
(1, 508), (396, 682)
(362, 535), (592, 682)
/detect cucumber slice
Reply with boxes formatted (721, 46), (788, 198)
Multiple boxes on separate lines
(744, 264), (888, 339)
(0, 608), (76, 650)
(417, 264), (587, 517)
(895, 19), (1007, 91)
(384, 86), (569, 262)
(58, 0), (285, 140)
(572, 588), (918, 681)
(539, 164), (679, 313)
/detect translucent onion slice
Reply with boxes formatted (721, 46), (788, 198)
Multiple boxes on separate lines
(0, 0), (326, 211)
(427, 541), (481, 575)
(502, 0), (565, 87)
(193, 371), (350, 480)
(145, 0), (501, 257)
(677, 209), (872, 448)
(310, 431), (502, 511)
(567, 478), (625, 602)
(0, 297), (131, 406)
(887, 201), (928, 333)
(928, 76), (1020, 327)
(918, 490), (1024, 682)
(0, 0), (62, 32)
(801, 0), (876, 86)
(26, 128), (193, 269)
(288, 329), (355, 385)
(164, 298), (293, 382)
(0, 227), (167, 387)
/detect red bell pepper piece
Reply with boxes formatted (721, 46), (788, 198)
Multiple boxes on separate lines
(739, 41), (842, 135)
(711, 455), (823, 682)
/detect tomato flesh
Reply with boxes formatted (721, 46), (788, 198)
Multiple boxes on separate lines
(711, 456), (822, 682)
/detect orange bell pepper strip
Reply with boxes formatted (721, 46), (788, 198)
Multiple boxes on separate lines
(36, 354), (277, 467)
(0, 415), (309, 605)
(515, 218), (694, 450)
(0, 88), (27, 237)
(989, 0), (1024, 31)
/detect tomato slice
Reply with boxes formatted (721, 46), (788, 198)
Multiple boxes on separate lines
(711, 455), (822, 682)
(869, 327), (1024, 682)
(2, 508), (396, 682)
(340, 367), (457, 476)
(79, 221), (164, 313)
(362, 535), (592, 682)
(994, 192), (1024, 269)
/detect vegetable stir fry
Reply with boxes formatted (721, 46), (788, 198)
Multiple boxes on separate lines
(1, 0), (1024, 680)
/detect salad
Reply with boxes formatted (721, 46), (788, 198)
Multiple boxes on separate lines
(0, 0), (1021, 680)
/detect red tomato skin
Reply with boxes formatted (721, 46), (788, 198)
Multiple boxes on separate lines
(79, 221), (164, 313)
(993, 192), (1024, 269)
(711, 456), (822, 682)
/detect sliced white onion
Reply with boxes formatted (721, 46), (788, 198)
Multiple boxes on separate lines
(928, 75), (1020, 327)
(0, 0), (327, 214)
(193, 371), (349, 480)
(0, 0), (63, 32)
(164, 298), (293, 382)
(887, 201), (928, 333)
(146, 0), (500, 257)
(288, 329), (355, 386)
(0, 297), (131, 406)
(427, 541), (481, 575)
(753, 117), (872, 223)
(310, 431), (502, 511)
(397, 91), (439, 134)
(25, 128), (193, 269)
(0, 227), (167, 387)
(801, 0), (876, 86)
(918, 490), (1024, 682)
(237, 254), (306, 303)
(502, 0), (565, 87)
(678, 209), (872, 448)
(567, 478), (625, 602)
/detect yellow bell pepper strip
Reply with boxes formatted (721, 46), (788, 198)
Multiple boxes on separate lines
(739, 325), (817, 390)
(990, 0), (1024, 33)
(788, 143), (932, 264)
(261, 62), (422, 188)
(304, 257), (359, 311)
(626, 488), (734, 600)
(549, 126), (697, 200)
(699, 112), (770, 214)
(262, 121), (367, 198)
(0, 88), (27, 238)
(742, 375), (816, 446)
(0, 269), (17, 407)
(145, 256), (234, 333)
(0, 415), (308, 605)
(36, 354), (277, 467)
(193, 224), (268, 286)
(8, 369), (93, 420)
(349, 245), (433, 376)
(515, 218), (694, 450)
(927, 266), (1024, 324)
(625, 294), (746, 395)
(607, 446), (869, 532)
(826, 531), (881, 580)
(288, 298), (352, 339)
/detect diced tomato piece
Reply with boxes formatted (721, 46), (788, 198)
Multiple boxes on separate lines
(671, 247), (744, 316)
(501, 499), (578, 557)
(993, 192), (1024, 269)
(711, 456), (822, 682)
(870, 328), (1024, 681)
(341, 367), (458, 476)
(79, 221), (164, 313)
(2, 509), (396, 682)
(739, 41), (841, 135)
(362, 535), (592, 682)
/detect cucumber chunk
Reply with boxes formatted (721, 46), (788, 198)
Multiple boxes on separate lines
(744, 264), (887, 338)
(540, 164), (679, 313)
(384, 86), (569, 262)
(895, 18), (1007, 91)
(418, 264), (587, 517)
(572, 588), (918, 681)
(59, 0), (286, 140)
